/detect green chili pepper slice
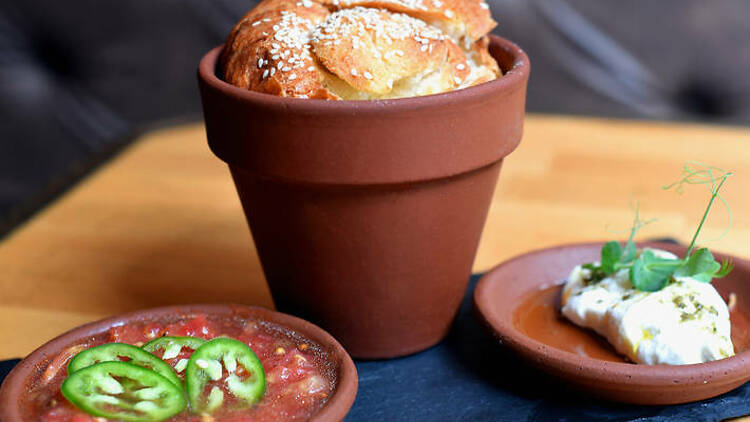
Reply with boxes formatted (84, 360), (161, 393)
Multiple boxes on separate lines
(68, 343), (181, 388)
(61, 361), (186, 422)
(185, 338), (266, 414)
(143, 337), (206, 380)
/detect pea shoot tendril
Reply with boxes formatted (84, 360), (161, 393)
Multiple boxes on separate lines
(583, 163), (734, 292)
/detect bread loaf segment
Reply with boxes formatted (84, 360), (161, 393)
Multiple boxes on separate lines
(325, 0), (495, 45)
(221, 0), (499, 99)
(221, 2), (337, 99)
(311, 7), (453, 95)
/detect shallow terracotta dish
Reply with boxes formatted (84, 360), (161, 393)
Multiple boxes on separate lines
(0, 304), (358, 421)
(474, 241), (750, 405)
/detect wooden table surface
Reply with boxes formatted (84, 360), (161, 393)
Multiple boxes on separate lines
(2, 114), (750, 362)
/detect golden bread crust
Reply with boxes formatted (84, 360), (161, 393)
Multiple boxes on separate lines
(221, 0), (499, 99)
(325, 0), (495, 44)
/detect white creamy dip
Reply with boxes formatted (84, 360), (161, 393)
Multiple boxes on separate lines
(561, 248), (734, 365)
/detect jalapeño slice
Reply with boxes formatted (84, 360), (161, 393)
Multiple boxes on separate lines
(143, 336), (206, 379)
(61, 361), (186, 422)
(68, 343), (181, 388)
(185, 338), (266, 414)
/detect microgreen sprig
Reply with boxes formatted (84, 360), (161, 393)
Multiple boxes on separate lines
(583, 163), (733, 291)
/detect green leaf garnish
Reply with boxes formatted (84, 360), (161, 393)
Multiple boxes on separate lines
(674, 248), (721, 283)
(600, 241), (622, 274)
(630, 250), (683, 291)
(582, 163), (734, 291)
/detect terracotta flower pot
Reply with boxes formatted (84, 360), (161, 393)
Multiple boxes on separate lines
(197, 35), (529, 359)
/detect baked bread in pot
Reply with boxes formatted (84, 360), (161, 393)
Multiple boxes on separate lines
(220, 0), (501, 99)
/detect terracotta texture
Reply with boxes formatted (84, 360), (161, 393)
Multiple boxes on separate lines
(0, 304), (358, 421)
(474, 242), (750, 405)
(198, 35), (529, 358)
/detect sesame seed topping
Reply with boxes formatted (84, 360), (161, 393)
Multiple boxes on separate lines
(350, 68), (358, 76)
(258, 58), (264, 68)
(270, 68), (276, 76)
(283, 66), (292, 71)
(444, 9), (454, 18)
(289, 73), (297, 80)
(262, 69), (269, 79)
(456, 63), (466, 70)
(479, 2), (489, 9)
(308, 66), (316, 71)
(364, 71), (373, 79)
(453, 76), (462, 84)
(251, 21), (261, 27)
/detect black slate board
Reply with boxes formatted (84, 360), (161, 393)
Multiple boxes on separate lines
(3, 274), (750, 421)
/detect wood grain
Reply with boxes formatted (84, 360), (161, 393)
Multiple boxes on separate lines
(1, 115), (749, 361)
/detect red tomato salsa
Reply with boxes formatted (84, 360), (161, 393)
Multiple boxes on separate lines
(23, 313), (336, 421)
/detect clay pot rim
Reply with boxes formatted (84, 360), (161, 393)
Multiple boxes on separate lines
(198, 34), (529, 115)
(0, 303), (358, 422)
(474, 241), (750, 386)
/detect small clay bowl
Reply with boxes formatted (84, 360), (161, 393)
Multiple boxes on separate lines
(0, 304), (358, 421)
(474, 241), (750, 405)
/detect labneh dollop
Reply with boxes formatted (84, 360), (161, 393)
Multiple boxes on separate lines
(561, 248), (734, 365)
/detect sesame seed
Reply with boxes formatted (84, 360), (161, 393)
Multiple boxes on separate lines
(350, 68), (358, 76)
(479, 2), (489, 8)
(270, 68), (276, 76)
(420, 45), (428, 52)
(364, 71), (373, 79)
(258, 58), (264, 68)
(277, 62), (284, 69)
(453, 76), (462, 84)
(262, 69), (269, 79)
(456, 63), (466, 70)
(444, 9), (454, 18)
(251, 21), (261, 27)
(308, 66), (316, 71)
(272, 55), (280, 60)
(289, 73), (297, 80)
(282, 66), (292, 71)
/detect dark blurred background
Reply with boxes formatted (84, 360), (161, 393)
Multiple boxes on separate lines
(1, 0), (749, 238)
